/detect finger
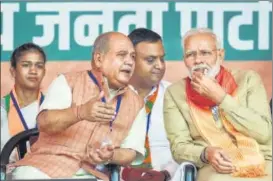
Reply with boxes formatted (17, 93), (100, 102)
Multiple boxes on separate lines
(104, 103), (116, 110)
(212, 162), (233, 174)
(192, 71), (203, 79)
(106, 145), (114, 151)
(215, 164), (233, 173)
(89, 150), (102, 163)
(96, 149), (113, 161)
(90, 150), (104, 163)
(191, 75), (202, 85)
(219, 150), (232, 162)
(191, 81), (200, 89)
(94, 102), (106, 109)
(95, 113), (114, 120)
(100, 145), (114, 153)
(97, 107), (116, 115)
(215, 156), (233, 168)
(191, 82), (202, 93)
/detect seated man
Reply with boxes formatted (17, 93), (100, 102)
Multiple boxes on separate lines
(1, 43), (46, 159)
(164, 28), (272, 181)
(121, 28), (178, 181)
(9, 32), (147, 180)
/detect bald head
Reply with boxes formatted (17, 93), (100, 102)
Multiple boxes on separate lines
(92, 32), (130, 59)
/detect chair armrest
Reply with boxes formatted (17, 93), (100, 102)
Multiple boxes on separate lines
(106, 164), (120, 181)
(0, 128), (39, 173)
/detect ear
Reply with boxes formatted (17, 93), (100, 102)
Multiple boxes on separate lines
(10, 66), (16, 78)
(217, 49), (225, 64)
(92, 52), (104, 69)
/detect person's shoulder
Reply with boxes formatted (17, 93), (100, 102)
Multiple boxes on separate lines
(127, 85), (144, 106)
(60, 70), (90, 88)
(230, 68), (262, 84)
(160, 80), (171, 88)
(165, 78), (186, 93)
(127, 85), (141, 98)
(62, 70), (89, 80)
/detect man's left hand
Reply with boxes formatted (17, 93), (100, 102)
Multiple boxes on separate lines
(191, 71), (226, 104)
(88, 145), (114, 164)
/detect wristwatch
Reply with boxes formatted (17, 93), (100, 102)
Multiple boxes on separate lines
(161, 170), (171, 181)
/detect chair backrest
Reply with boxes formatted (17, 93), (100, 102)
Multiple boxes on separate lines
(0, 128), (39, 180)
(1, 128), (39, 166)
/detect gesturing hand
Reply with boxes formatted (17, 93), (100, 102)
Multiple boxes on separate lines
(79, 91), (116, 122)
(87, 144), (114, 165)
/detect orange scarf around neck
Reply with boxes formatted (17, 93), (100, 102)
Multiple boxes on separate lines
(7, 88), (44, 136)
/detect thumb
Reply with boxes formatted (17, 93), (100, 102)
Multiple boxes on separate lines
(96, 91), (104, 101)
(106, 145), (114, 151)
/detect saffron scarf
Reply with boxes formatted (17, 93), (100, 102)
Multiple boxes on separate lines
(186, 66), (265, 177)
(5, 88), (44, 136)
(132, 86), (159, 169)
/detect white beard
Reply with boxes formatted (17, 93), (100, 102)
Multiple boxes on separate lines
(188, 60), (221, 79)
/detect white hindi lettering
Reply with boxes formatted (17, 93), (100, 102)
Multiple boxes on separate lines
(257, 1), (271, 50)
(175, 1), (271, 50)
(74, 3), (168, 46)
(26, 2), (167, 48)
(27, 3), (71, 50)
(114, 3), (168, 38)
(1, 3), (19, 51)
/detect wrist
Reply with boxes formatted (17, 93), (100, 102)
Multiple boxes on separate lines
(200, 147), (209, 164)
(73, 105), (84, 122)
(215, 90), (226, 105)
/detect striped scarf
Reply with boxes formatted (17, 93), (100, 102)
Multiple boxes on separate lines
(133, 86), (159, 169)
(5, 88), (44, 136)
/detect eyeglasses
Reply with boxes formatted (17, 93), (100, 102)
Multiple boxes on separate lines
(184, 49), (218, 60)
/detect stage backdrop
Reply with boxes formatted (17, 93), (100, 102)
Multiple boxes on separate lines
(1, 1), (272, 99)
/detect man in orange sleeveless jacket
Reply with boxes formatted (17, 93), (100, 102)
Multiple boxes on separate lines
(10, 32), (147, 181)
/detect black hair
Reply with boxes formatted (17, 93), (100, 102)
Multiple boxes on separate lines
(10, 42), (46, 68)
(128, 28), (162, 46)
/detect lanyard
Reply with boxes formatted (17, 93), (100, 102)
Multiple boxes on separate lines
(146, 113), (152, 134)
(145, 86), (159, 134)
(10, 91), (44, 130)
(87, 70), (122, 131)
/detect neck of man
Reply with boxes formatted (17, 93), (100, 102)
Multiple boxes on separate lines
(14, 84), (39, 107)
(130, 79), (155, 99)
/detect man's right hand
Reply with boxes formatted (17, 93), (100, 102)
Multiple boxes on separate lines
(79, 91), (116, 122)
(205, 146), (235, 174)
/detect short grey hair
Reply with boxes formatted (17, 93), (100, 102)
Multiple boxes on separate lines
(182, 28), (222, 49)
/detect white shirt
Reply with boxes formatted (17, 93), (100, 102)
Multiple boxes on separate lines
(1, 98), (39, 161)
(144, 81), (179, 177)
(40, 74), (146, 164)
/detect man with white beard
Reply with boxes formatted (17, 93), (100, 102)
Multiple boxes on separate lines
(164, 28), (272, 181)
